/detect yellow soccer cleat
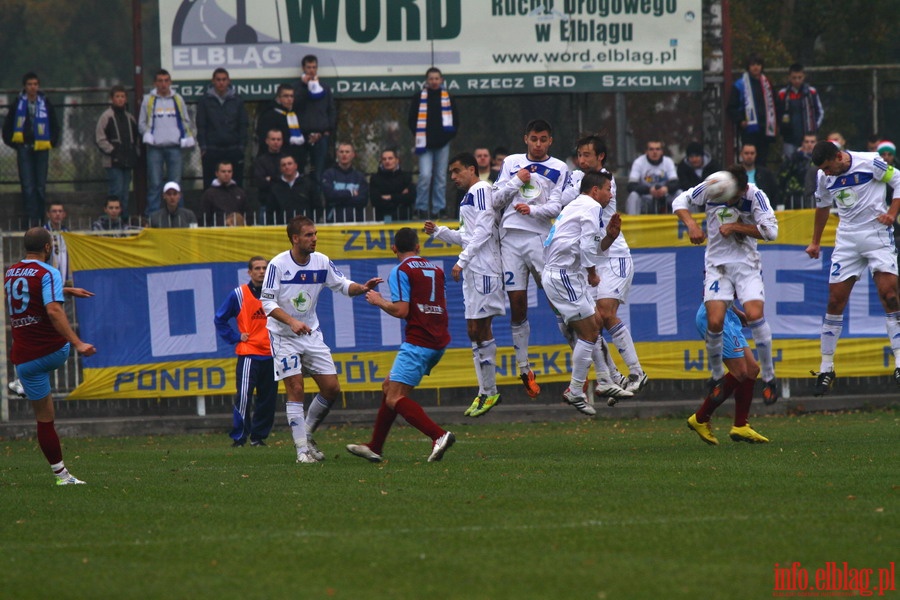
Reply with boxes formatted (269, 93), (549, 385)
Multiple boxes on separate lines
(687, 414), (718, 446)
(464, 394), (485, 417)
(471, 393), (501, 417)
(729, 424), (770, 444)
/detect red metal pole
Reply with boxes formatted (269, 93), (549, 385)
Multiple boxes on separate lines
(722, 0), (735, 166)
(132, 0), (147, 219)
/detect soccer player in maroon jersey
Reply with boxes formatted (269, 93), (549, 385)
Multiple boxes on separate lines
(346, 227), (455, 462)
(5, 228), (96, 485)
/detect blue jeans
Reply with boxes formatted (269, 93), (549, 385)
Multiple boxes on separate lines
(106, 167), (133, 217)
(415, 144), (449, 214)
(146, 145), (183, 215)
(16, 146), (49, 224)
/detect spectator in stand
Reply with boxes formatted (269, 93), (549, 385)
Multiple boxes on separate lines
(474, 147), (500, 183)
(270, 155), (316, 224)
(95, 85), (139, 219)
(777, 64), (825, 160)
(2, 72), (60, 225)
(43, 202), (71, 286)
(322, 142), (368, 223)
(294, 55), (336, 201)
(91, 196), (127, 233)
(728, 55), (777, 167)
(196, 68), (248, 189)
(408, 67), (458, 219)
(148, 182), (197, 228)
(256, 84), (305, 170)
(677, 141), (721, 192)
(827, 131), (846, 150)
(626, 140), (680, 214)
(253, 128), (286, 224)
(866, 135), (882, 152)
(779, 133), (818, 209)
(492, 147), (510, 173)
(739, 143), (780, 205)
(139, 69), (195, 216)
(878, 141), (898, 254)
(200, 161), (248, 226)
(369, 148), (415, 222)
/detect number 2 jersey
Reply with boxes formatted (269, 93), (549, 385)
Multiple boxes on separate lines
(4, 259), (67, 364)
(261, 250), (352, 338)
(815, 150), (900, 232)
(388, 255), (450, 351)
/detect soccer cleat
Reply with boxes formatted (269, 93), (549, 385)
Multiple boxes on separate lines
(563, 388), (597, 416)
(687, 414), (718, 446)
(250, 439), (267, 447)
(307, 436), (325, 461)
(894, 367), (900, 387)
(470, 393), (501, 417)
(707, 376), (726, 403)
(231, 439), (246, 448)
(8, 378), (25, 398)
(729, 424), (770, 444)
(762, 379), (779, 405)
(56, 474), (86, 486)
(428, 432), (456, 462)
(296, 450), (321, 464)
(624, 372), (649, 394)
(520, 370), (540, 398)
(810, 369), (835, 396)
(346, 444), (383, 463)
(595, 381), (633, 400)
(464, 394), (485, 417)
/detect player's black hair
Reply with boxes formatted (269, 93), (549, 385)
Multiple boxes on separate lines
(580, 170), (611, 193)
(525, 119), (553, 136)
(449, 152), (477, 170)
(726, 165), (749, 192)
(575, 133), (608, 163)
(811, 140), (840, 166)
(394, 227), (418, 253)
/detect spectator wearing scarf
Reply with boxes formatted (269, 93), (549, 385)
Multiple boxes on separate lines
(407, 67), (458, 219)
(2, 72), (60, 225)
(727, 55), (777, 167)
(138, 69), (195, 216)
(256, 84), (305, 170)
(777, 64), (825, 159)
(294, 55), (336, 205)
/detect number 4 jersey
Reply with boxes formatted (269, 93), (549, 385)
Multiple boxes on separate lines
(4, 259), (67, 364)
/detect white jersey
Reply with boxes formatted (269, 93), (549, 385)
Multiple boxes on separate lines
(543, 194), (602, 272)
(492, 153), (568, 236)
(815, 151), (900, 232)
(431, 180), (502, 276)
(672, 182), (779, 268)
(563, 169), (630, 259)
(261, 250), (352, 337)
(628, 154), (678, 191)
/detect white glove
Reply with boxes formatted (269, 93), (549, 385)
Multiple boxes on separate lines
(289, 133), (306, 146)
(180, 136), (196, 149)
(142, 132), (155, 145)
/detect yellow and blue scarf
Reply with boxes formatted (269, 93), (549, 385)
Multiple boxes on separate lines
(415, 86), (454, 154)
(11, 93), (52, 150)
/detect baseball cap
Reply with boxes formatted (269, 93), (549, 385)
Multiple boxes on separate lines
(163, 181), (181, 193)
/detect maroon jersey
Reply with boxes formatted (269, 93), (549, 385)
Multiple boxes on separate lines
(5, 260), (67, 364)
(389, 256), (451, 350)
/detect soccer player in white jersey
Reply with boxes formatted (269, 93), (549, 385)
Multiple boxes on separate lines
(261, 216), (382, 463)
(673, 166), (781, 413)
(562, 134), (648, 397)
(492, 119), (569, 398)
(806, 140), (900, 394)
(543, 171), (633, 415)
(426, 152), (505, 417)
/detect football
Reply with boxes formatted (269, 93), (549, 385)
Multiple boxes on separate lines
(704, 171), (738, 204)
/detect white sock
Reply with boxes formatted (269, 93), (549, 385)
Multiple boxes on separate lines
(556, 314), (576, 348)
(706, 329), (725, 379)
(885, 312), (900, 368)
(471, 342), (485, 395)
(599, 337), (622, 381)
(51, 461), (69, 479)
(477, 339), (498, 395)
(748, 317), (775, 381)
(820, 313), (843, 372)
(609, 321), (642, 375)
(570, 338), (595, 391)
(287, 401), (308, 450)
(511, 320), (531, 374)
(305, 394), (332, 434)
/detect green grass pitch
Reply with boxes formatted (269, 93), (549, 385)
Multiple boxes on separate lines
(1, 410), (897, 600)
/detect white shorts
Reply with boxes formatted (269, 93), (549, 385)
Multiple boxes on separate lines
(270, 329), (336, 381)
(593, 256), (634, 303)
(542, 267), (596, 325)
(830, 225), (899, 283)
(500, 229), (545, 291)
(462, 271), (506, 320)
(703, 261), (766, 303)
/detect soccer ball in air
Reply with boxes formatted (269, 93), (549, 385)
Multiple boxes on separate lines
(704, 171), (738, 204)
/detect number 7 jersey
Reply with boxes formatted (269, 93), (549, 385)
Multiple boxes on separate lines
(388, 255), (451, 350)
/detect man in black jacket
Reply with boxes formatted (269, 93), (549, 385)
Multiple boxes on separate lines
(739, 143), (780, 206)
(294, 55), (336, 200)
(196, 68), (248, 189)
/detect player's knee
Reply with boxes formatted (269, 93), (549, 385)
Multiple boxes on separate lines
(879, 289), (899, 312)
